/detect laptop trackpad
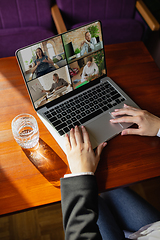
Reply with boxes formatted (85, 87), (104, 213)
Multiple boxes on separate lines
(85, 113), (123, 148)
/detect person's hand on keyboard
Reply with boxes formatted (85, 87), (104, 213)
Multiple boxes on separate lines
(65, 126), (107, 174)
(110, 104), (160, 136)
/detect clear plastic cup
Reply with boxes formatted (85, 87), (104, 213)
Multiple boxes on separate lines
(11, 113), (39, 149)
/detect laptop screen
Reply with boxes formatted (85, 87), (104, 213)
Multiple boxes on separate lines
(16, 21), (106, 110)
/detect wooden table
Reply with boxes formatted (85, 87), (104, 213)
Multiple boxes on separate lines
(1, 41), (160, 216)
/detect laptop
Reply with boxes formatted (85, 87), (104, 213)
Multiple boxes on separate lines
(16, 20), (139, 153)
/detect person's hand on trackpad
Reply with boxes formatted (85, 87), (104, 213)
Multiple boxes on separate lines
(110, 104), (160, 136)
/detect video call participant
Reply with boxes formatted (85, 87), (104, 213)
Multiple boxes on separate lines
(42, 73), (68, 93)
(31, 48), (59, 78)
(80, 31), (97, 56)
(60, 104), (160, 240)
(81, 56), (99, 82)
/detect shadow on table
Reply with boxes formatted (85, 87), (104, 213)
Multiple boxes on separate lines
(22, 138), (69, 188)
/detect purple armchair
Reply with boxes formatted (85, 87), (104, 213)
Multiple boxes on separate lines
(52, 0), (159, 45)
(0, 0), (55, 58)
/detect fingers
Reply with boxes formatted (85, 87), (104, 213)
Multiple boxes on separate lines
(74, 126), (83, 145)
(110, 105), (141, 124)
(96, 142), (107, 158)
(81, 126), (91, 144)
(66, 126), (107, 156)
(111, 107), (139, 118)
(121, 104), (138, 111)
(65, 133), (71, 153)
(110, 115), (138, 124)
(66, 126), (85, 150)
(121, 128), (142, 136)
(69, 128), (77, 148)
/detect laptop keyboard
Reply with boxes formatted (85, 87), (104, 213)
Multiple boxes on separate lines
(44, 81), (125, 135)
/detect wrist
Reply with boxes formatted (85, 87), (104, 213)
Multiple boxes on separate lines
(64, 172), (94, 178)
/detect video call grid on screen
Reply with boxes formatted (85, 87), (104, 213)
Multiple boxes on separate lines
(16, 21), (106, 109)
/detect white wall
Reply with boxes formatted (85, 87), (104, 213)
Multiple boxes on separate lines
(28, 79), (45, 102)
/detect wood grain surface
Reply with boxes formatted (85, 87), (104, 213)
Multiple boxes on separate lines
(0, 41), (160, 216)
